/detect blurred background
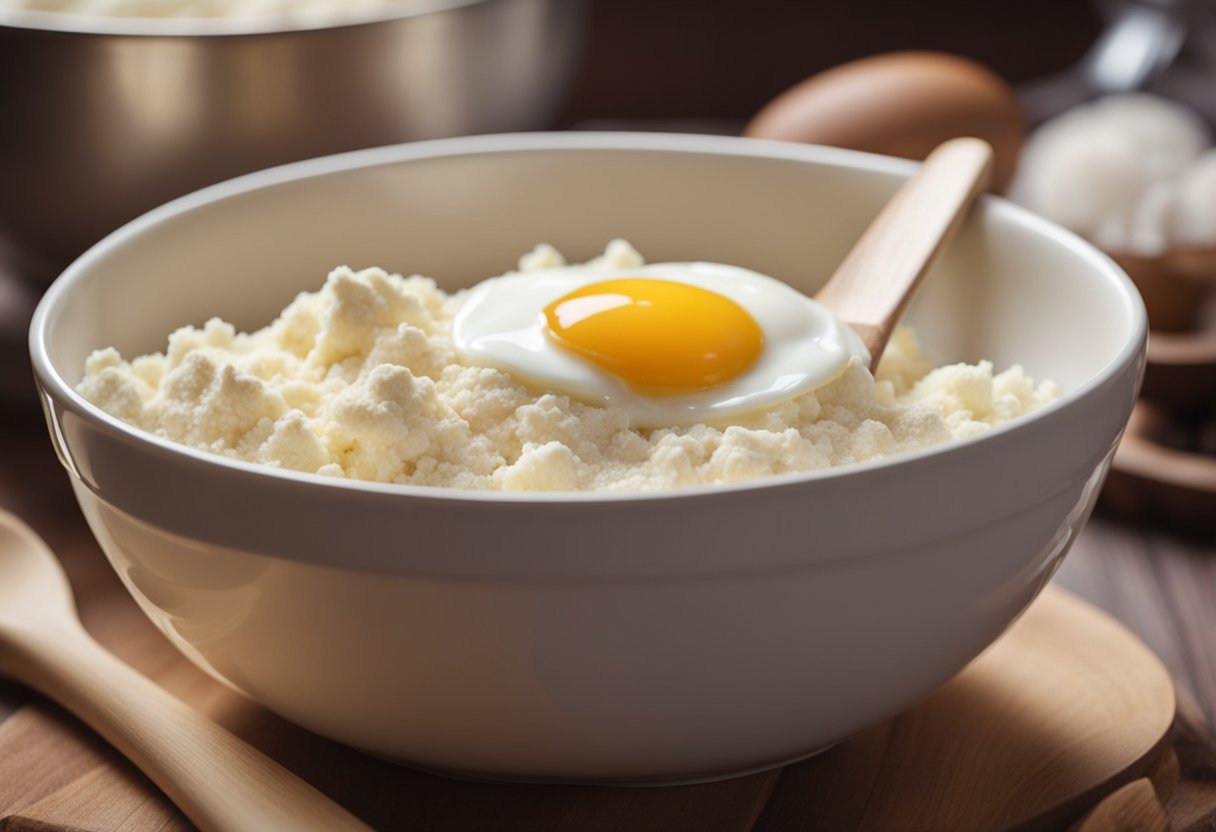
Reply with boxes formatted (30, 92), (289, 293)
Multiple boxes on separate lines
(557, 0), (1102, 126)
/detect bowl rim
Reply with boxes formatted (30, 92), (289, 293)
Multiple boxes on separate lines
(29, 130), (1148, 507)
(0, 0), (502, 37)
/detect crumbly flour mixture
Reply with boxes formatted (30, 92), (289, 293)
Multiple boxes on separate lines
(79, 242), (1059, 492)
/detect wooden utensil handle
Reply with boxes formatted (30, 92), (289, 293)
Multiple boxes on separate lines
(1, 622), (372, 832)
(815, 137), (994, 369)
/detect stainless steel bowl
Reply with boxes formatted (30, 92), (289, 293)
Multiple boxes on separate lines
(0, 0), (588, 279)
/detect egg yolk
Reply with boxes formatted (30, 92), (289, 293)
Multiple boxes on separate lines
(542, 278), (764, 393)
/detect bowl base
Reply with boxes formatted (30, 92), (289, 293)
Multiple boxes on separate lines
(378, 742), (840, 788)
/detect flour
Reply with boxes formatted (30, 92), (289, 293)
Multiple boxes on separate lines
(79, 243), (1060, 492)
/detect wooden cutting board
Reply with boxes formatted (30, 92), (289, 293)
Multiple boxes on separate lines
(0, 549), (1179, 832)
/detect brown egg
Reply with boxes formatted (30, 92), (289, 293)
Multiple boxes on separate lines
(745, 51), (1026, 193)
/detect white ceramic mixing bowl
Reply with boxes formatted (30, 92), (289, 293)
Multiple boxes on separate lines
(30, 133), (1145, 784)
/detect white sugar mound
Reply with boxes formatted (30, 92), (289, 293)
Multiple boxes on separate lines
(1009, 94), (1216, 254)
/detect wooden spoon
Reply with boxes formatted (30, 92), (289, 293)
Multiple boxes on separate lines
(0, 508), (373, 832)
(815, 137), (994, 370)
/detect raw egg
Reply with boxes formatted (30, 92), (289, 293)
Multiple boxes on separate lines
(745, 51), (1026, 193)
(452, 261), (868, 428)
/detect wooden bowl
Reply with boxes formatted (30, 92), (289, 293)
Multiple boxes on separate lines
(1105, 401), (1216, 536)
(1108, 245), (1216, 414)
(1102, 245), (1216, 532)
(1143, 329), (1216, 415)
(1109, 245), (1216, 334)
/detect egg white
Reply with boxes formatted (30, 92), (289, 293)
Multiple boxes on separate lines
(452, 262), (868, 428)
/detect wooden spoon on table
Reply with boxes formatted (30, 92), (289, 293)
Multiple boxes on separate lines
(815, 137), (994, 370)
(0, 508), (373, 832)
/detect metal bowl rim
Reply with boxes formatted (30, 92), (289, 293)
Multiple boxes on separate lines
(0, 0), (507, 37)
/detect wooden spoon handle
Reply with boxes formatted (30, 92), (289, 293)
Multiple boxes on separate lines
(1, 623), (372, 832)
(815, 137), (994, 369)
